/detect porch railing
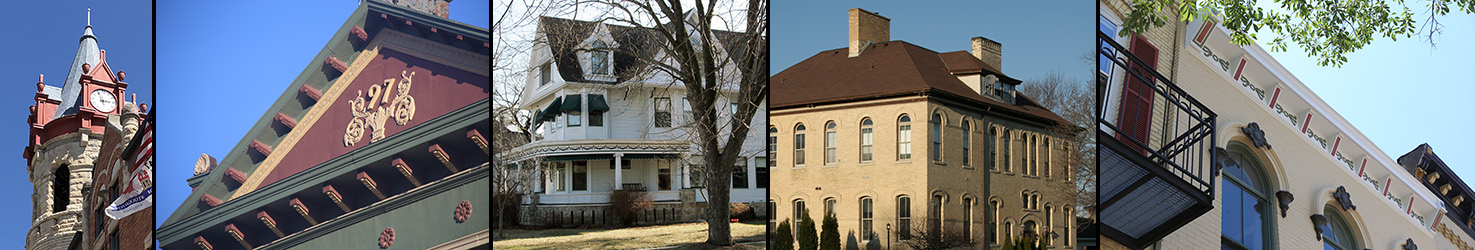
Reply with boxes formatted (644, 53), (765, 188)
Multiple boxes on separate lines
(1096, 31), (1219, 249)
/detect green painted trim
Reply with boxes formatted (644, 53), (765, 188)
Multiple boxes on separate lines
(159, 99), (488, 244)
(257, 164), (489, 249)
(366, 0), (489, 42)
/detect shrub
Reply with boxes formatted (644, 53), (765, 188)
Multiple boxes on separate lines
(730, 202), (756, 220)
(773, 219), (795, 250)
(820, 212), (840, 250)
(608, 189), (653, 226)
(797, 210), (818, 250)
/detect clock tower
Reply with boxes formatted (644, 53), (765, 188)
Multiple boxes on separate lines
(23, 10), (139, 250)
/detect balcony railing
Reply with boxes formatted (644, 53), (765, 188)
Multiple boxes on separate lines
(1096, 31), (1219, 249)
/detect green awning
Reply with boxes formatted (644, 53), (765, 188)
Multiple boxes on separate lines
(560, 94), (582, 113)
(540, 97), (563, 119)
(535, 111), (553, 122)
(588, 95), (610, 112)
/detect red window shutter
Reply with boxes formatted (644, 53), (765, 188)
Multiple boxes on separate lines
(1116, 35), (1159, 155)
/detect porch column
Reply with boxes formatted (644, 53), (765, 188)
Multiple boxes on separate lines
(543, 161), (554, 194)
(682, 154), (693, 189)
(614, 153), (624, 190)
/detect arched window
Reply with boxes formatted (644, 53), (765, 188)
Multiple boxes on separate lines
(989, 127), (998, 170)
(794, 199), (807, 224)
(794, 124), (807, 166)
(860, 197), (874, 239)
(1222, 142), (1273, 250)
(1029, 135), (1038, 175)
(53, 166), (69, 213)
(1064, 207), (1073, 246)
(962, 120), (972, 167)
(590, 41), (610, 75)
(860, 118), (874, 162)
(897, 195), (912, 239)
(824, 197), (837, 216)
(1044, 139), (1052, 178)
(768, 126), (777, 156)
(1021, 191), (1030, 209)
(1045, 206), (1054, 246)
(989, 199), (1000, 244)
(1321, 205), (1359, 250)
(962, 197), (974, 239)
(1003, 130), (1012, 172)
(931, 194), (945, 236)
(898, 115), (912, 160)
(1004, 221), (1014, 243)
(825, 121), (838, 164)
(931, 113), (944, 161)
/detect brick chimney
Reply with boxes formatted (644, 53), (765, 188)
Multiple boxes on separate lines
(848, 8), (890, 57)
(971, 36), (1003, 71)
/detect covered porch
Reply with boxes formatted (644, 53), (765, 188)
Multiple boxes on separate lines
(498, 139), (701, 205)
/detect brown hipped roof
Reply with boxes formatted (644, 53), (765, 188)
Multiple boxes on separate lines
(771, 40), (1068, 125)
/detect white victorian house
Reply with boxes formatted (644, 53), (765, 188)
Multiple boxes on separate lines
(498, 15), (768, 226)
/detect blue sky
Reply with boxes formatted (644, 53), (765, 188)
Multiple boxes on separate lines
(1256, 13), (1475, 189)
(154, 0), (488, 241)
(772, 0), (1096, 82)
(0, 0), (152, 248)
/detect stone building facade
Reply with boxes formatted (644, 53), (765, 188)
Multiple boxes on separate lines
(1097, 1), (1470, 249)
(23, 10), (146, 250)
(770, 8), (1077, 249)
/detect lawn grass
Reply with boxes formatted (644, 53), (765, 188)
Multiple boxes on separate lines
(494, 221), (767, 250)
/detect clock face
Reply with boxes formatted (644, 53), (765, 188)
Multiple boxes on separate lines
(89, 89), (116, 112)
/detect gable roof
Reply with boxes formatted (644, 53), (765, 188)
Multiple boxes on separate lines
(536, 16), (750, 84)
(771, 41), (1067, 125)
(161, 0), (488, 229)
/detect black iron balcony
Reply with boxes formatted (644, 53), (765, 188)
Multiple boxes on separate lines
(1097, 31), (1219, 249)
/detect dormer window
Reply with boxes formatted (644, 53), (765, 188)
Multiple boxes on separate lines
(539, 62), (552, 86)
(992, 81), (1015, 104)
(590, 41), (611, 75)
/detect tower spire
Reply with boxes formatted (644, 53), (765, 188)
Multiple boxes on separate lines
(87, 8), (91, 27)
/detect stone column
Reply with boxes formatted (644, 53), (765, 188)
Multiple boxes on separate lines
(613, 153), (624, 190)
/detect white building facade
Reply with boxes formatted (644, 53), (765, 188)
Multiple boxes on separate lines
(499, 16), (768, 226)
(1097, 1), (1472, 249)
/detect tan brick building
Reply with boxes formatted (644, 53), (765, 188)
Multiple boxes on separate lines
(1097, 1), (1475, 250)
(771, 8), (1077, 249)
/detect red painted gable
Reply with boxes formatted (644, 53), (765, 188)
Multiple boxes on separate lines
(257, 48), (488, 188)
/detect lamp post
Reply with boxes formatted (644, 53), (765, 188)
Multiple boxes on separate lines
(886, 223), (891, 250)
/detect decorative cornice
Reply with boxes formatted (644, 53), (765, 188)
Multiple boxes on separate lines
(299, 85), (323, 101)
(159, 100), (486, 245)
(250, 140), (273, 158)
(351, 25), (370, 42)
(498, 140), (691, 163)
(253, 164), (487, 249)
(393, 158), (421, 187)
(201, 194), (222, 207)
(275, 112), (299, 129)
(324, 56), (348, 74)
(359, 171), (387, 200)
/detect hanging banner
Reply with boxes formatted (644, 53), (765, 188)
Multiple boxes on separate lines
(106, 119), (154, 220)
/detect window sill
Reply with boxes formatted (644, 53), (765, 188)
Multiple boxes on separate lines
(858, 162), (875, 166)
(792, 165), (806, 170)
(895, 160), (913, 164)
(823, 164), (838, 168)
